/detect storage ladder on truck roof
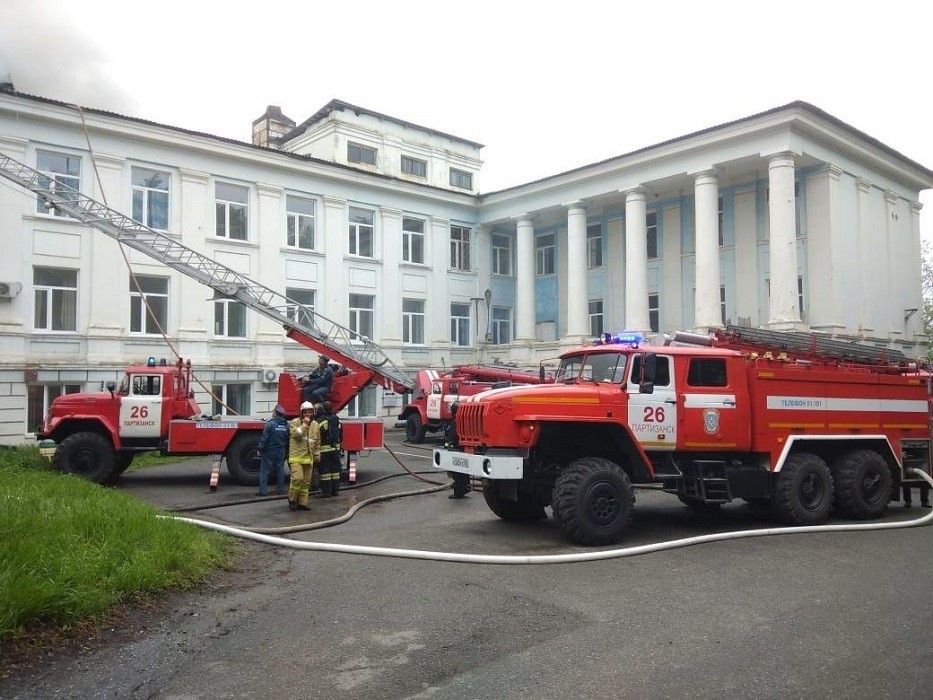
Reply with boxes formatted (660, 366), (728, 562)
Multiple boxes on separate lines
(671, 324), (912, 369)
(0, 153), (416, 406)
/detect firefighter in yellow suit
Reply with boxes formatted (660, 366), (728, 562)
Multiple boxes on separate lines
(288, 401), (320, 510)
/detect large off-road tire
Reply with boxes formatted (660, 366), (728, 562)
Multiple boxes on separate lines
(552, 456), (635, 546)
(225, 432), (262, 486)
(405, 414), (427, 443)
(53, 431), (117, 484)
(113, 452), (135, 476)
(483, 481), (547, 521)
(773, 452), (833, 525)
(832, 448), (891, 519)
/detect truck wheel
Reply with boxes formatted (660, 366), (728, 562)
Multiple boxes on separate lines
(773, 452), (833, 525)
(405, 414), (426, 443)
(483, 481), (547, 521)
(114, 452), (135, 476)
(226, 433), (262, 486)
(832, 449), (891, 519)
(54, 432), (117, 484)
(553, 456), (635, 546)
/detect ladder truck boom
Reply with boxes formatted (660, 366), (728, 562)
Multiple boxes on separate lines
(0, 153), (415, 398)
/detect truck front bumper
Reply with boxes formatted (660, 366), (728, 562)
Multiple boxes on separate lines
(432, 448), (525, 479)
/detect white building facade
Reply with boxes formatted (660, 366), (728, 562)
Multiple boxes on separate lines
(0, 89), (930, 443)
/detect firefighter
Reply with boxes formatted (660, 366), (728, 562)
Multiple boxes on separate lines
(287, 401), (320, 510)
(256, 403), (288, 496)
(445, 401), (470, 499)
(317, 400), (342, 497)
(903, 480), (931, 508)
(302, 355), (334, 404)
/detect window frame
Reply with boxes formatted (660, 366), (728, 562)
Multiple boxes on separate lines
(33, 266), (78, 332)
(492, 233), (512, 276)
(649, 293), (660, 333)
(27, 383), (81, 434)
(214, 299), (247, 338)
(214, 182), (249, 241)
(588, 299), (604, 338)
(402, 216), (426, 264)
(347, 141), (377, 165)
(131, 166), (170, 231)
(586, 224), (603, 269)
(36, 150), (80, 218)
(349, 293), (375, 342)
(491, 306), (512, 345)
(348, 206), (375, 258)
(129, 274), (169, 335)
(450, 225), (471, 272)
(285, 287), (316, 328)
(449, 168), (473, 190)
(401, 155), (427, 177)
(536, 233), (556, 276)
(211, 382), (251, 416)
(402, 298), (426, 345)
(647, 210), (658, 260)
(286, 195), (316, 251)
(450, 302), (471, 347)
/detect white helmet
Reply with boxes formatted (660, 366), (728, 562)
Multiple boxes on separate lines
(300, 401), (315, 412)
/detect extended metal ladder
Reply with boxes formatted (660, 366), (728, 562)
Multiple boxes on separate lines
(0, 153), (414, 392)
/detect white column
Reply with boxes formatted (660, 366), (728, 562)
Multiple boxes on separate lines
(565, 203), (589, 339)
(908, 201), (924, 340)
(380, 207), (402, 343)
(322, 196), (347, 325)
(429, 216), (450, 346)
(0, 136), (27, 348)
(624, 189), (650, 333)
(767, 152), (800, 328)
(514, 216), (535, 343)
(694, 170), (721, 330)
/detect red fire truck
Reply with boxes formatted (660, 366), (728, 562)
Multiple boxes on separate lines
(398, 365), (548, 443)
(0, 153), (415, 486)
(434, 327), (932, 545)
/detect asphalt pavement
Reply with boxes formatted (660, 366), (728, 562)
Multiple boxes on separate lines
(4, 430), (933, 699)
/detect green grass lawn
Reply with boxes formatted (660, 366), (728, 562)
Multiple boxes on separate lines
(0, 446), (233, 640)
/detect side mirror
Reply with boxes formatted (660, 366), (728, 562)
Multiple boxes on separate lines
(106, 381), (117, 394)
(539, 364), (545, 383)
(639, 353), (657, 394)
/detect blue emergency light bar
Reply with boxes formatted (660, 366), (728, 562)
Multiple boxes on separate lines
(594, 331), (644, 347)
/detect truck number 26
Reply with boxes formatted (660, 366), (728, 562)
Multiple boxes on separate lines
(130, 406), (150, 418)
(643, 406), (665, 423)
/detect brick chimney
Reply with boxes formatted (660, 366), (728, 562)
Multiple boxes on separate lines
(251, 105), (296, 149)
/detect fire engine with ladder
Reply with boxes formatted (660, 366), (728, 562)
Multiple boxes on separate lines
(0, 153), (416, 486)
(435, 326), (933, 545)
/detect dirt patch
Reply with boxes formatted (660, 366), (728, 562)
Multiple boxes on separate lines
(0, 539), (283, 685)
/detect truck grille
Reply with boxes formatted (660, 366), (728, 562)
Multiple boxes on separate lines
(457, 403), (485, 442)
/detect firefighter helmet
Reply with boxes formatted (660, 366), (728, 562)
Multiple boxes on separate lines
(300, 401), (315, 412)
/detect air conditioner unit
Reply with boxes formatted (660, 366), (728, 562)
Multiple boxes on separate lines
(0, 282), (22, 299)
(261, 368), (283, 384)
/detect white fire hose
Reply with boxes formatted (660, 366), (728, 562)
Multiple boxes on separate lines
(165, 469), (933, 566)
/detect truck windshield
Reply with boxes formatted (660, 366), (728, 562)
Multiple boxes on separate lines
(556, 353), (627, 384)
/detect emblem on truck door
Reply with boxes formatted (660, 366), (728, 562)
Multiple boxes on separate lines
(703, 408), (720, 435)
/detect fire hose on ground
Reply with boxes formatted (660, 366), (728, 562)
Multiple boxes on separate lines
(161, 467), (933, 566)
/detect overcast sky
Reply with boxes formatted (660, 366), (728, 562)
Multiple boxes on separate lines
(1, 0), (930, 238)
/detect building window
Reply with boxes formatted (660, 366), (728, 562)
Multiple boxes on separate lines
(348, 142), (377, 165)
(718, 195), (724, 247)
(402, 217), (425, 264)
(211, 383), (251, 416)
(214, 299), (247, 337)
(492, 233), (511, 276)
(450, 303), (471, 346)
(27, 383), (81, 433)
(286, 195), (316, 250)
(34, 267), (77, 331)
(587, 224), (603, 268)
(215, 182), (248, 241)
(798, 275), (805, 322)
(647, 211), (658, 260)
(401, 155), (427, 177)
(346, 384), (376, 418)
(349, 293), (374, 341)
(285, 287), (315, 327)
(588, 300), (604, 337)
(449, 168), (473, 190)
(720, 285), (727, 325)
(36, 150), (80, 217)
(649, 293), (659, 333)
(491, 306), (512, 344)
(536, 233), (556, 276)
(450, 225), (471, 271)
(402, 298), (425, 345)
(132, 167), (169, 230)
(129, 275), (168, 335)
(348, 207), (375, 257)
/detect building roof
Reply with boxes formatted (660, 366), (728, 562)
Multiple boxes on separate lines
(482, 100), (933, 197)
(285, 98), (484, 149)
